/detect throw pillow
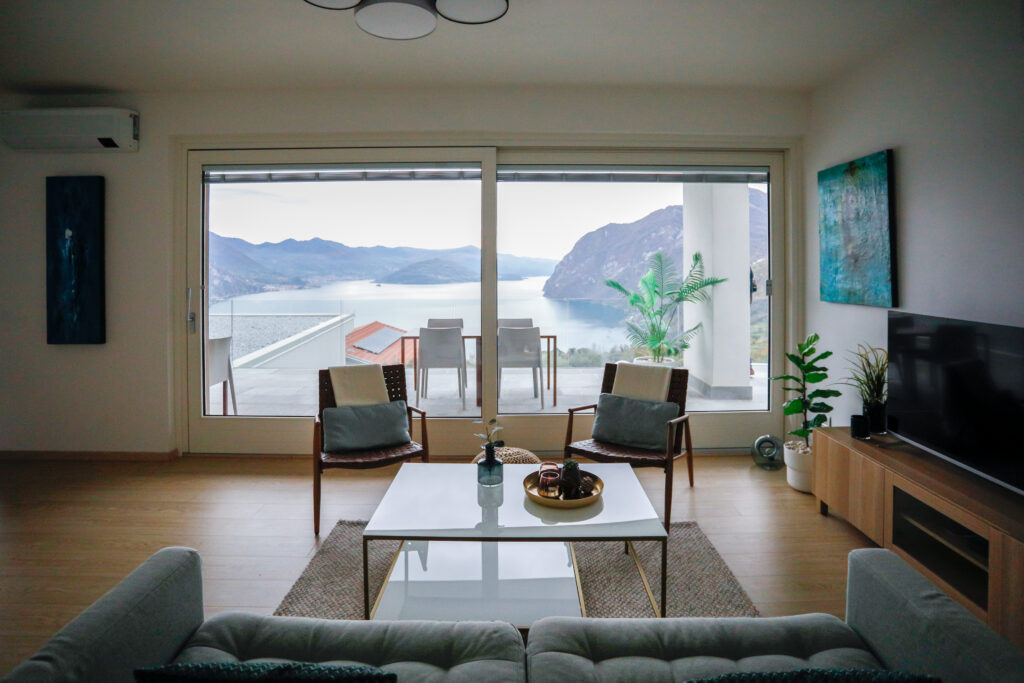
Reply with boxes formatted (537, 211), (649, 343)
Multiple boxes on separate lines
(135, 661), (396, 682)
(686, 668), (941, 683)
(591, 392), (679, 451)
(322, 401), (410, 453)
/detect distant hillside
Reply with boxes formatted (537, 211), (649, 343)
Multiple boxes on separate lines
(208, 234), (557, 301)
(543, 188), (768, 301)
(377, 258), (476, 284)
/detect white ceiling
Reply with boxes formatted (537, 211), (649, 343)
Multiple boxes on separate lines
(0, 0), (950, 95)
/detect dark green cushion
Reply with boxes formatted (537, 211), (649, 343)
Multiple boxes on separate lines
(135, 662), (396, 682)
(687, 668), (940, 682)
(322, 401), (410, 453)
(591, 392), (679, 451)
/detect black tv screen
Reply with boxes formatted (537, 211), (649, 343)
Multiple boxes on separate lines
(888, 311), (1024, 496)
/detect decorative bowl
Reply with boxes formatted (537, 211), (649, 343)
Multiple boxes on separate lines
(523, 470), (604, 509)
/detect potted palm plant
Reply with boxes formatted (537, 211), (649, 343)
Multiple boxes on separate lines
(770, 333), (841, 492)
(844, 343), (888, 433)
(605, 251), (726, 364)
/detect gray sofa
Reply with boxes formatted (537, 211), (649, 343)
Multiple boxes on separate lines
(5, 547), (1023, 682)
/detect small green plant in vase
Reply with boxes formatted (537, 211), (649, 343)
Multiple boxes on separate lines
(844, 344), (888, 433)
(559, 458), (595, 500)
(474, 418), (505, 486)
(770, 333), (841, 492)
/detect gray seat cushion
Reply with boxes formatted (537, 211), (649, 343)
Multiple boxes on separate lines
(174, 613), (525, 683)
(526, 615), (882, 683)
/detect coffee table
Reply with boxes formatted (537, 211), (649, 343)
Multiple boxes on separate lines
(362, 463), (668, 625)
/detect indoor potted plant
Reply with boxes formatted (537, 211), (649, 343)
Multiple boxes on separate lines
(605, 251), (725, 364)
(474, 418), (505, 486)
(844, 343), (888, 434)
(770, 333), (841, 492)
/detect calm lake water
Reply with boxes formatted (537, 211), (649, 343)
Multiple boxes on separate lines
(210, 277), (628, 352)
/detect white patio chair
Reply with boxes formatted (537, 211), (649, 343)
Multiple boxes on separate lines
(207, 336), (237, 415)
(418, 326), (466, 409)
(427, 319), (467, 388)
(497, 326), (544, 408)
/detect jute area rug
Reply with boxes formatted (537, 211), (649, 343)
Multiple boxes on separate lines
(276, 521), (758, 620)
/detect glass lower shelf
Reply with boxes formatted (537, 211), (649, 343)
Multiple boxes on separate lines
(372, 540), (582, 625)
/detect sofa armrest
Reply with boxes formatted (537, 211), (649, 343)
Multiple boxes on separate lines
(3, 547), (204, 683)
(846, 548), (1024, 681)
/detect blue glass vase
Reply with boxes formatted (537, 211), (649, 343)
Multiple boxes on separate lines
(477, 444), (503, 487)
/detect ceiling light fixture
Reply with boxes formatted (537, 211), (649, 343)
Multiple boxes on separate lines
(303, 0), (507, 40)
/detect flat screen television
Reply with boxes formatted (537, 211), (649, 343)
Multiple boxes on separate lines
(887, 311), (1024, 496)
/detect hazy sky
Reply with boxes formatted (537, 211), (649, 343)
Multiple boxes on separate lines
(208, 180), (684, 259)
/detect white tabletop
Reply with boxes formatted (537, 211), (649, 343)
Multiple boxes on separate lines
(364, 463), (666, 541)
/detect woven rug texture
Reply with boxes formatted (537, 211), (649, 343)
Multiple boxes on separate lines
(276, 520), (758, 619)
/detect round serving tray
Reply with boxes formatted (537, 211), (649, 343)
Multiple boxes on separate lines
(523, 470), (604, 509)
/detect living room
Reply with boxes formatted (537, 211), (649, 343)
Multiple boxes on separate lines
(1, 1), (1022, 680)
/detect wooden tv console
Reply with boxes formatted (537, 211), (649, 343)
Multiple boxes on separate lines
(814, 427), (1024, 649)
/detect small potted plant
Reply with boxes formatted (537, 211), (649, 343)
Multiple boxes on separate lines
(605, 251), (726, 364)
(770, 333), (841, 492)
(844, 344), (888, 434)
(474, 418), (505, 486)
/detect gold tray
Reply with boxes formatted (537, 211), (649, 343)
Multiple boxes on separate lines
(523, 470), (604, 509)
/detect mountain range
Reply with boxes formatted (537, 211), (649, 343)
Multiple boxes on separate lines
(208, 235), (557, 301)
(542, 187), (769, 300)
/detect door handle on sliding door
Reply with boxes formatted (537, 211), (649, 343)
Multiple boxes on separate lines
(186, 287), (196, 333)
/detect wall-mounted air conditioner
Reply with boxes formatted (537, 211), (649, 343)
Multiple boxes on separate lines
(0, 107), (139, 152)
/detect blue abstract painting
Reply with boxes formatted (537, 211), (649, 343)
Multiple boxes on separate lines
(818, 150), (897, 308)
(47, 176), (105, 344)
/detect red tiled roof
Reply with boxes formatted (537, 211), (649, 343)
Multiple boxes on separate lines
(346, 321), (411, 365)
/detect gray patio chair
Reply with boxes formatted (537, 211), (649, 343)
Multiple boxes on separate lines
(497, 325), (544, 408)
(418, 326), (467, 409)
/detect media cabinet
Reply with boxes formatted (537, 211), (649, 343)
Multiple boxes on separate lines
(813, 427), (1024, 649)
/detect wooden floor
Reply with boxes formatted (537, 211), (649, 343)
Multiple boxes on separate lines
(0, 454), (874, 675)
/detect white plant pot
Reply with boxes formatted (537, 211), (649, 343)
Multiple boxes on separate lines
(632, 356), (681, 366)
(783, 440), (813, 493)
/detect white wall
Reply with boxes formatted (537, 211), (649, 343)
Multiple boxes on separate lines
(803, 1), (1024, 425)
(0, 85), (807, 453)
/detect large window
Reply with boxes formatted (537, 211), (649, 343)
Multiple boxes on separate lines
(496, 166), (770, 415)
(183, 146), (784, 455)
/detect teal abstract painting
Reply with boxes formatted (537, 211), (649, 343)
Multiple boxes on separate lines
(818, 150), (897, 307)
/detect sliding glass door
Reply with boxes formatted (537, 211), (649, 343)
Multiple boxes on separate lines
(183, 146), (786, 454)
(185, 148), (494, 454)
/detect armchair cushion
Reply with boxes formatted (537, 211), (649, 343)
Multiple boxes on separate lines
(322, 401), (410, 453)
(591, 393), (680, 451)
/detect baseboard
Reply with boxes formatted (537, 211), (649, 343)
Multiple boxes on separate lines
(0, 449), (180, 461)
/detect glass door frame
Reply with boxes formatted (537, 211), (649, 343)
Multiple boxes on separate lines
(491, 148), (788, 451)
(180, 143), (789, 455)
(184, 146), (496, 454)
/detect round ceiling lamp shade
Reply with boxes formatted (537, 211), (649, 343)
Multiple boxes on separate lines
(434, 0), (508, 24)
(303, 0), (361, 8)
(355, 0), (437, 40)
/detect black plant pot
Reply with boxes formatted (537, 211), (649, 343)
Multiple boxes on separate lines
(863, 402), (887, 434)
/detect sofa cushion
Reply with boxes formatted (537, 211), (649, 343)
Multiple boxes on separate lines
(322, 401), (410, 453)
(135, 662), (395, 681)
(174, 613), (526, 683)
(591, 393), (679, 451)
(686, 669), (940, 682)
(526, 615), (883, 683)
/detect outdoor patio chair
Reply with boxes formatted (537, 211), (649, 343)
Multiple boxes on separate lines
(564, 362), (692, 529)
(497, 325), (544, 408)
(497, 317), (533, 328)
(206, 336), (236, 415)
(313, 364), (428, 535)
(417, 326), (467, 409)
(426, 318), (467, 389)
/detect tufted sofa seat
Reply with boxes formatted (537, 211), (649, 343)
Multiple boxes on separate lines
(175, 611), (525, 682)
(526, 614), (882, 682)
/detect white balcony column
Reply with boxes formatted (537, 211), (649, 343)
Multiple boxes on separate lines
(681, 183), (752, 399)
